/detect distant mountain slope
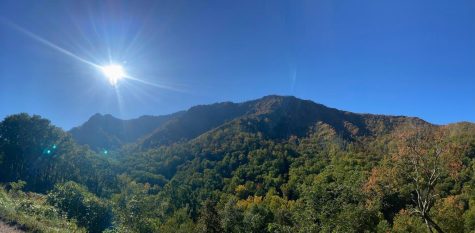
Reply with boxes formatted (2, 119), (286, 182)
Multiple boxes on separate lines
(71, 95), (432, 151)
(69, 112), (183, 151)
(140, 95), (430, 148)
(139, 101), (251, 147)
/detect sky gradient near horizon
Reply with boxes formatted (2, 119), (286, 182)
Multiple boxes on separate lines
(0, 0), (474, 129)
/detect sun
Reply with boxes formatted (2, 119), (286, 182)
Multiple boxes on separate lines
(101, 64), (125, 86)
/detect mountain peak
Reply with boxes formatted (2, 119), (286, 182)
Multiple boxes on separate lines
(86, 113), (121, 123)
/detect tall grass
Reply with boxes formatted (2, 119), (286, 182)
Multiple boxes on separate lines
(0, 186), (86, 233)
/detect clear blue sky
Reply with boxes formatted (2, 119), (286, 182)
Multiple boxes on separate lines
(0, 0), (474, 129)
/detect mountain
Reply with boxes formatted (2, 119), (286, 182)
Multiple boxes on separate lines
(71, 95), (431, 150)
(2, 97), (475, 233)
(69, 112), (183, 151)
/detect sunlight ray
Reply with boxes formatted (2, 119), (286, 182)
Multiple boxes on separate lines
(124, 74), (188, 93)
(3, 20), (101, 70)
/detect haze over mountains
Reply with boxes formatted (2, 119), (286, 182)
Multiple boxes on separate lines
(70, 95), (431, 152)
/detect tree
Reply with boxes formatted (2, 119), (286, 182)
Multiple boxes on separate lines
(243, 203), (273, 233)
(365, 127), (462, 233)
(398, 128), (462, 233)
(111, 175), (161, 233)
(0, 114), (66, 188)
(197, 199), (223, 233)
(220, 198), (244, 233)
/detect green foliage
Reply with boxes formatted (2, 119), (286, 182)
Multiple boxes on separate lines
(197, 199), (223, 233)
(463, 198), (475, 232)
(158, 208), (195, 233)
(108, 119), (475, 233)
(243, 203), (273, 233)
(220, 198), (244, 233)
(47, 181), (112, 233)
(392, 209), (427, 233)
(0, 114), (67, 190)
(432, 196), (465, 233)
(0, 114), (118, 195)
(8, 180), (26, 193)
(0, 185), (85, 232)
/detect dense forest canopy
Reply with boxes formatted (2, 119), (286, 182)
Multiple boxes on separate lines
(0, 96), (474, 233)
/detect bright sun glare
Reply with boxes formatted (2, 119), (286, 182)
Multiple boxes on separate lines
(101, 64), (125, 86)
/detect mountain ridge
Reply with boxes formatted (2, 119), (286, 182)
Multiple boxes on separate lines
(69, 95), (437, 151)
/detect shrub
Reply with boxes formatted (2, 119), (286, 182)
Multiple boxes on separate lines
(48, 181), (112, 233)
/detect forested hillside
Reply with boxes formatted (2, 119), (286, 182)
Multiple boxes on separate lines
(1, 96), (475, 232)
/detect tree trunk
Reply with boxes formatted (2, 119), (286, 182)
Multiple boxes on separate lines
(424, 219), (434, 233)
(426, 216), (444, 233)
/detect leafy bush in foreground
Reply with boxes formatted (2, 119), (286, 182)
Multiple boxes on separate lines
(47, 182), (113, 233)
